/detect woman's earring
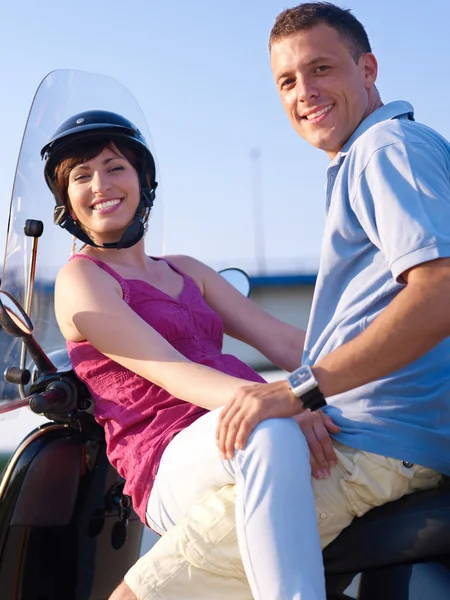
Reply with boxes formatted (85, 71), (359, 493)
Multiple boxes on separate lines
(71, 235), (78, 257)
(144, 219), (149, 236)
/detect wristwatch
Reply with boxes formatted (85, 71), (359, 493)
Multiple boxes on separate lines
(287, 365), (327, 411)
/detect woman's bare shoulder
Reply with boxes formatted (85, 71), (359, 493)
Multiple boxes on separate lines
(55, 257), (122, 334)
(56, 256), (98, 292)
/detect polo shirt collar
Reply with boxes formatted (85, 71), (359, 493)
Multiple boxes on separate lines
(330, 101), (415, 166)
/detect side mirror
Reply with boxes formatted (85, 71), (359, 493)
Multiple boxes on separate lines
(219, 268), (251, 298)
(0, 289), (55, 375)
(0, 290), (33, 337)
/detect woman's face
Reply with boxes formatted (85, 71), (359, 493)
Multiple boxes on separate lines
(66, 144), (141, 244)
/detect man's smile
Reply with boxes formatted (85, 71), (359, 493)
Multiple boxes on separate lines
(301, 103), (334, 122)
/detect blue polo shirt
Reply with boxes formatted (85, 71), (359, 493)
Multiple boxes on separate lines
(303, 101), (450, 475)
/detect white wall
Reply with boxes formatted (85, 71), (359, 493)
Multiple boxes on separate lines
(222, 284), (314, 370)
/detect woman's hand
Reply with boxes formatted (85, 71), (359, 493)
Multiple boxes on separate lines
(293, 410), (341, 479)
(216, 381), (304, 459)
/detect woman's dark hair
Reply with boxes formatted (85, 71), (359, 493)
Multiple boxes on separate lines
(269, 2), (372, 63)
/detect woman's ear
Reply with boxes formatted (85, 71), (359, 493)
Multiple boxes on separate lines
(66, 201), (77, 222)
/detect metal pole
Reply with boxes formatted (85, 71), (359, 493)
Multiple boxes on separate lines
(250, 148), (266, 274)
(19, 236), (39, 375)
(19, 220), (44, 397)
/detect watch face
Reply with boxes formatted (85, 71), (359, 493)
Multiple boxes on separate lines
(289, 366), (314, 388)
(288, 365), (318, 397)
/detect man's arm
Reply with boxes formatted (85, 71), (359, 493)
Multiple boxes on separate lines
(217, 257), (450, 458)
(313, 257), (450, 396)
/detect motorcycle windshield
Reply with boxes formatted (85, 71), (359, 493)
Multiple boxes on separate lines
(0, 69), (164, 409)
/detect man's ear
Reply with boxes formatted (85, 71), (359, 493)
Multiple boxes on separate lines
(360, 52), (378, 89)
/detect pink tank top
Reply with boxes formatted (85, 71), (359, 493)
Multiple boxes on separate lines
(66, 255), (265, 523)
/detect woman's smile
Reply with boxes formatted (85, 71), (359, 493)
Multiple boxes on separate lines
(90, 197), (124, 214)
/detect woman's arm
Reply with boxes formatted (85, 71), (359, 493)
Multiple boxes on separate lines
(55, 258), (262, 409)
(168, 255), (305, 372)
(55, 258), (301, 420)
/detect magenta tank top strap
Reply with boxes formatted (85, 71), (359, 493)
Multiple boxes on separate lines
(69, 254), (131, 303)
(155, 256), (200, 292)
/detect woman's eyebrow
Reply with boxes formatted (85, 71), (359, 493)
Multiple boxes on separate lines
(73, 156), (125, 170)
(103, 156), (125, 164)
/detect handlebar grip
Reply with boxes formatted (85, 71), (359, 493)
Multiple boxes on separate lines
(24, 219), (44, 238)
(30, 381), (75, 415)
(4, 366), (31, 385)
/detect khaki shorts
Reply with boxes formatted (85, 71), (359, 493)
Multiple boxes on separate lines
(125, 442), (442, 600)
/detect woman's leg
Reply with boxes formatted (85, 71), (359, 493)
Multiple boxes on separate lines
(146, 408), (325, 600)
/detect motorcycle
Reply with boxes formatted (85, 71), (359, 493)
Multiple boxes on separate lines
(0, 69), (449, 600)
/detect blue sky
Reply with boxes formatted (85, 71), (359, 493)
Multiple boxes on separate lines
(1, 0), (450, 278)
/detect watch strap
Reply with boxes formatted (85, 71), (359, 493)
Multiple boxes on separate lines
(300, 387), (327, 411)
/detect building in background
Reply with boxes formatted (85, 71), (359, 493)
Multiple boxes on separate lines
(223, 272), (316, 370)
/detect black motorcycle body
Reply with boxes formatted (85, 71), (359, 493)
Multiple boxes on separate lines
(0, 69), (449, 600)
(0, 402), (143, 599)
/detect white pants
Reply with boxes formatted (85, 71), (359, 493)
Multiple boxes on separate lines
(128, 431), (442, 600)
(146, 408), (326, 600)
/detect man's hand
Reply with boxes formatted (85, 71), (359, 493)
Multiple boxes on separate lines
(216, 380), (303, 459)
(293, 410), (341, 479)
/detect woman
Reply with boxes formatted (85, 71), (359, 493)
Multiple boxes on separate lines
(42, 109), (328, 600)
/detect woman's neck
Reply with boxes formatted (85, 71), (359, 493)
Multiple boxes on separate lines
(80, 238), (152, 269)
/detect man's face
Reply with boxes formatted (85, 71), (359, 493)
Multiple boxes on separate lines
(270, 24), (379, 159)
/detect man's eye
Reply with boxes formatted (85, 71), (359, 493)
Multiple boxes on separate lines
(280, 78), (295, 89)
(315, 65), (330, 73)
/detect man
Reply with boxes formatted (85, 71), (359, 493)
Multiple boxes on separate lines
(112, 3), (450, 598)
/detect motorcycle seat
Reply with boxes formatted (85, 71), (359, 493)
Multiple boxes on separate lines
(323, 484), (450, 576)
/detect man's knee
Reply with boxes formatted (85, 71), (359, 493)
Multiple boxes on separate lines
(109, 580), (137, 600)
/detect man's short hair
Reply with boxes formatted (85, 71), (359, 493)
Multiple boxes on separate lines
(269, 2), (372, 63)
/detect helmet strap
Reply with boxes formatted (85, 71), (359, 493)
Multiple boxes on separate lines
(53, 188), (156, 250)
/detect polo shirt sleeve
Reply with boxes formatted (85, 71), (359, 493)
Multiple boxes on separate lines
(350, 139), (450, 281)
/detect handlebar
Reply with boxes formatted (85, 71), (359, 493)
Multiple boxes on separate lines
(29, 381), (76, 415)
(0, 380), (76, 417)
(0, 397), (31, 415)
